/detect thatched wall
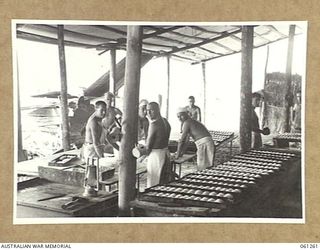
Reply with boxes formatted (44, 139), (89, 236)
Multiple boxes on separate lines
(262, 72), (301, 133)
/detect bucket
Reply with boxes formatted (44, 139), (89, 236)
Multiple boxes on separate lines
(132, 144), (147, 158)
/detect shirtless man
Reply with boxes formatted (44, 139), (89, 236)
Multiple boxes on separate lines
(83, 101), (106, 160)
(138, 99), (149, 144)
(291, 92), (302, 133)
(145, 102), (171, 187)
(176, 107), (215, 170)
(251, 92), (270, 149)
(101, 92), (123, 151)
(186, 96), (202, 122)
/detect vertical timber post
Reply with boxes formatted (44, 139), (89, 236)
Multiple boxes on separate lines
(118, 26), (142, 216)
(57, 25), (70, 151)
(202, 62), (207, 124)
(284, 25), (296, 132)
(166, 56), (171, 119)
(17, 58), (25, 162)
(240, 26), (254, 153)
(110, 48), (116, 104)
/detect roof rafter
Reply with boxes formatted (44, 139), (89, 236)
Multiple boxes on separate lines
(142, 26), (184, 38)
(17, 30), (103, 49)
(43, 24), (116, 42)
(159, 28), (242, 56)
(191, 33), (296, 65)
(267, 25), (287, 38)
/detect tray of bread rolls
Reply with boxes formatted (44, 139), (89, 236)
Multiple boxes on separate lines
(209, 130), (234, 145)
(274, 133), (301, 141)
(138, 148), (300, 209)
(140, 183), (232, 209)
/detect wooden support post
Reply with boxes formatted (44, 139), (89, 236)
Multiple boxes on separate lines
(17, 59), (25, 162)
(57, 25), (70, 151)
(284, 25), (296, 132)
(109, 48), (116, 95)
(202, 62), (207, 124)
(261, 46), (270, 128)
(166, 56), (171, 119)
(239, 26), (254, 153)
(118, 26), (143, 216)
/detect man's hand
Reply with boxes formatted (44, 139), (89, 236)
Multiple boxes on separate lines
(262, 127), (270, 135)
(174, 152), (181, 159)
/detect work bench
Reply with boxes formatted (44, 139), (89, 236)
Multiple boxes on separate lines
(273, 133), (301, 148)
(130, 148), (302, 218)
(17, 181), (118, 218)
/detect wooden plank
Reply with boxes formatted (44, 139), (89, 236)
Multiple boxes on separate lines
(239, 26), (254, 153)
(118, 26), (143, 215)
(57, 25), (70, 151)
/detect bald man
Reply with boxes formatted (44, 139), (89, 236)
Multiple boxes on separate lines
(138, 99), (149, 144)
(145, 102), (171, 187)
(176, 107), (215, 170)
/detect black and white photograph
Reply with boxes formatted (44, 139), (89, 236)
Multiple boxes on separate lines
(13, 21), (307, 223)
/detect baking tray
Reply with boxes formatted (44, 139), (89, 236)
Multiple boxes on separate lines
(139, 190), (228, 209)
(48, 154), (78, 167)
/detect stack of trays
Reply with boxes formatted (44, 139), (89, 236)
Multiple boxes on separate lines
(274, 133), (301, 141)
(209, 131), (234, 145)
(138, 148), (299, 209)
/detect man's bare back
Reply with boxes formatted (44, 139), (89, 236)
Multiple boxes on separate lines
(182, 118), (210, 141)
(147, 118), (171, 150)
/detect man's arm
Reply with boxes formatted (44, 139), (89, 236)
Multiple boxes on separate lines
(176, 121), (190, 158)
(143, 119), (149, 139)
(145, 123), (156, 155)
(105, 133), (120, 151)
(197, 107), (202, 122)
(291, 105), (295, 124)
(91, 121), (104, 158)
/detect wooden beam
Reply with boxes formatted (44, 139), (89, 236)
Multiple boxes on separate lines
(43, 24), (115, 42)
(17, 30), (103, 49)
(202, 62), (207, 125)
(57, 25), (70, 151)
(109, 48), (116, 96)
(93, 25), (127, 36)
(118, 26), (143, 216)
(189, 26), (221, 35)
(284, 25), (296, 132)
(211, 41), (237, 53)
(268, 25), (287, 38)
(240, 26), (254, 153)
(143, 26), (184, 39)
(192, 34), (296, 65)
(166, 56), (171, 119)
(17, 58), (26, 162)
(165, 30), (207, 41)
(160, 28), (242, 57)
(167, 54), (196, 62)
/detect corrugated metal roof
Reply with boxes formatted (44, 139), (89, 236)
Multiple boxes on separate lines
(16, 24), (302, 64)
